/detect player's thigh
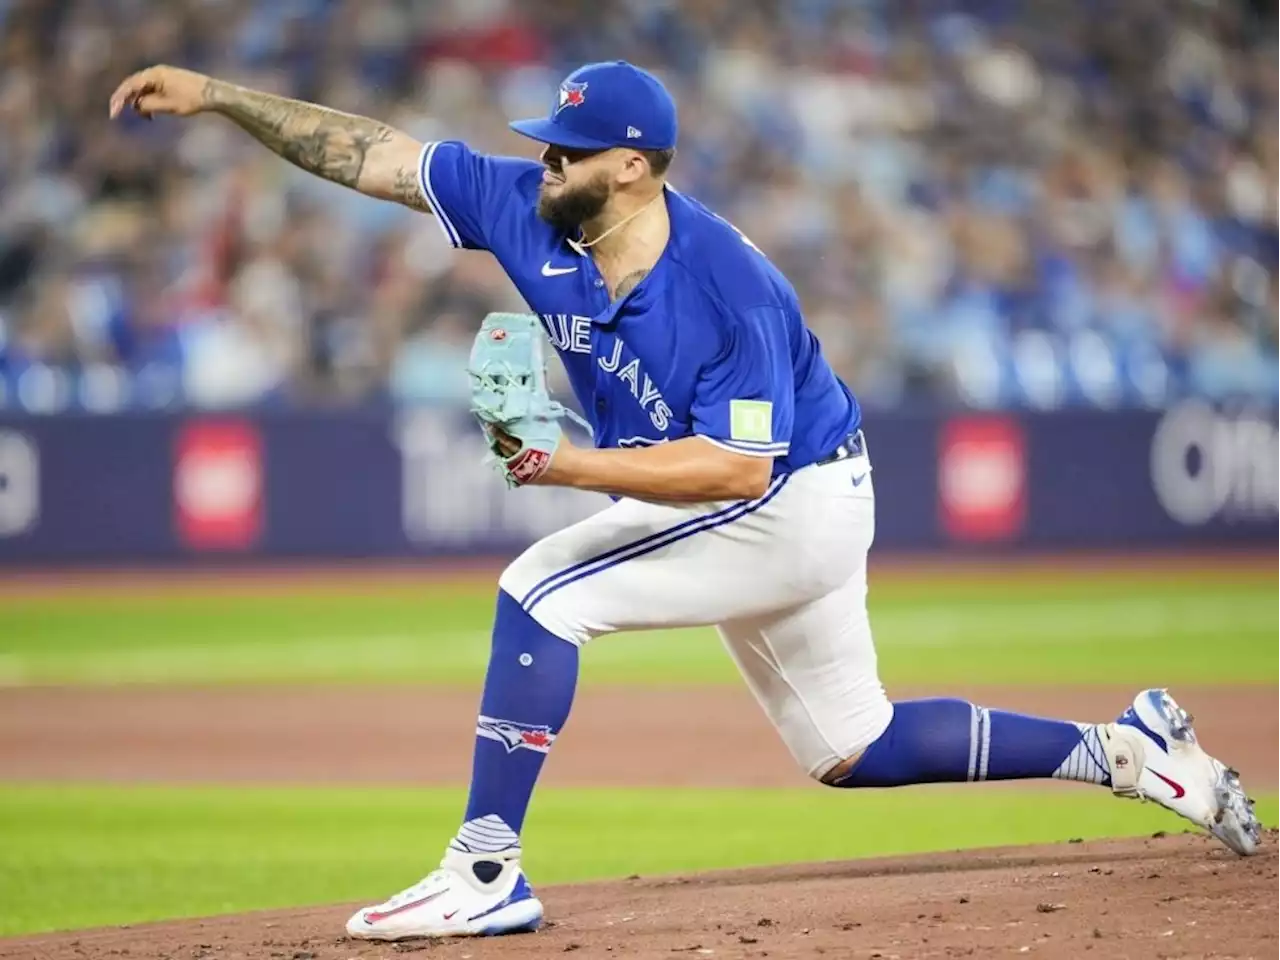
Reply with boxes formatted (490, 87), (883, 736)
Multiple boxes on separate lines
(717, 539), (892, 780)
(499, 471), (868, 645)
(497, 494), (744, 642)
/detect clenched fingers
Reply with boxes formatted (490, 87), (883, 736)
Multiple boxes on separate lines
(108, 72), (158, 119)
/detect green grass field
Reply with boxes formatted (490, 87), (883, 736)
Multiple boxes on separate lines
(2, 785), (1275, 937)
(0, 563), (1274, 936)
(0, 566), (1274, 687)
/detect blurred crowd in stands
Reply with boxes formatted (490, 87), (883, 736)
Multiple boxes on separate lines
(0, 0), (1275, 413)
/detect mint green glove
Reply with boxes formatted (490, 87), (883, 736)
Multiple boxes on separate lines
(467, 312), (591, 487)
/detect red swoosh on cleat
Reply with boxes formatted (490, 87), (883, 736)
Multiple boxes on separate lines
(364, 889), (447, 924)
(443, 909), (459, 920)
(1151, 771), (1186, 799)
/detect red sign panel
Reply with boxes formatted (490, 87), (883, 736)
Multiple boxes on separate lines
(174, 421), (263, 550)
(938, 417), (1026, 542)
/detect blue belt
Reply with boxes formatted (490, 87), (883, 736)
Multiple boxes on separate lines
(815, 429), (865, 467)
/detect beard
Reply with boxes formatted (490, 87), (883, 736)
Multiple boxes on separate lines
(537, 172), (611, 232)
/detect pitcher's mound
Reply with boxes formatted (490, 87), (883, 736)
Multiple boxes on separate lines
(3, 832), (1275, 960)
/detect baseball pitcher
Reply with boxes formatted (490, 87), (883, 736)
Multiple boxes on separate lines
(110, 59), (1260, 942)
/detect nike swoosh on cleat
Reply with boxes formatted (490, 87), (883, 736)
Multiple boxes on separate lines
(443, 909), (459, 920)
(541, 261), (578, 277)
(364, 889), (448, 924)
(1151, 770), (1186, 799)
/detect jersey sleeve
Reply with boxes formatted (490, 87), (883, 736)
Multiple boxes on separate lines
(415, 140), (537, 251)
(690, 306), (794, 458)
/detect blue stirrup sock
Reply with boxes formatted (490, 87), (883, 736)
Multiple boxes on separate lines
(831, 698), (1112, 787)
(452, 590), (578, 855)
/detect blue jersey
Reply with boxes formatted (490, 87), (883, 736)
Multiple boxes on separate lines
(417, 141), (861, 477)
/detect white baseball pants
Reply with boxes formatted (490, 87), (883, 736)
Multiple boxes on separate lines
(497, 443), (893, 779)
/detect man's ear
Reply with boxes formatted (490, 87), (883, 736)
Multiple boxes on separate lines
(616, 151), (649, 186)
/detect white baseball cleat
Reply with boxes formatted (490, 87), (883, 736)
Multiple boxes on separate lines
(345, 847), (543, 941)
(1101, 688), (1261, 856)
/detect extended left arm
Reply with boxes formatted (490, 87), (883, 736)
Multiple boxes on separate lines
(531, 436), (773, 503)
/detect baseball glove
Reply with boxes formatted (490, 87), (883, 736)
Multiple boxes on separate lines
(467, 312), (591, 487)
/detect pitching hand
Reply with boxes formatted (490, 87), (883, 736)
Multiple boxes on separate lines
(109, 65), (212, 120)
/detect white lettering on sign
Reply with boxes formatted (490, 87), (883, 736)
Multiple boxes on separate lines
(940, 441), (1022, 514)
(174, 451), (258, 521)
(0, 430), (39, 537)
(1150, 401), (1279, 526)
(393, 410), (607, 546)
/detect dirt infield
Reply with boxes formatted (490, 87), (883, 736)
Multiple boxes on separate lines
(3, 685), (1276, 957)
(1, 679), (1275, 958)
(1, 684), (1274, 788)
(2, 833), (1275, 960)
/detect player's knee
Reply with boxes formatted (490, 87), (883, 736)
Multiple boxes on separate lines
(496, 548), (538, 605)
(498, 547), (588, 646)
(817, 750), (866, 786)
(497, 528), (578, 602)
(811, 700), (894, 786)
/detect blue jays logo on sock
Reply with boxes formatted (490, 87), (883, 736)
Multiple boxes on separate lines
(556, 80), (587, 113)
(477, 715), (556, 754)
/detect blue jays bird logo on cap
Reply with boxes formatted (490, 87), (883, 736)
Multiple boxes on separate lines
(556, 80), (588, 113)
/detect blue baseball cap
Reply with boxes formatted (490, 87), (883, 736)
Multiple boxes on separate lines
(509, 61), (678, 152)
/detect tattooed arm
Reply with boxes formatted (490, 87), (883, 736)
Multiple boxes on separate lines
(109, 65), (429, 213)
(202, 81), (428, 212)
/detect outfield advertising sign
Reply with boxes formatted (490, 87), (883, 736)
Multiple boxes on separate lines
(173, 420), (264, 551)
(1148, 401), (1278, 528)
(393, 409), (607, 549)
(0, 429), (39, 539)
(937, 416), (1027, 544)
(0, 405), (1272, 564)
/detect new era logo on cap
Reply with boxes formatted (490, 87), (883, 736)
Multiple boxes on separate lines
(626, 126), (642, 139)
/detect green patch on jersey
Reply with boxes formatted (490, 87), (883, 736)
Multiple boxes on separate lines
(729, 400), (773, 443)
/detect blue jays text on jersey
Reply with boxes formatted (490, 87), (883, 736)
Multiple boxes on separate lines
(415, 140), (862, 477)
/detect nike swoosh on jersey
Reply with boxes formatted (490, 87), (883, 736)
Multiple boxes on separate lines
(541, 261), (578, 277)
(851, 472), (868, 487)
